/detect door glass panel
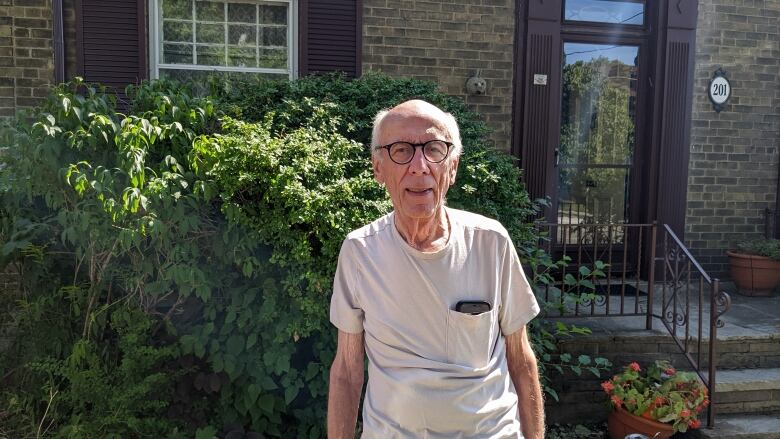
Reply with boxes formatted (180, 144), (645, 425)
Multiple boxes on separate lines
(564, 0), (644, 25)
(558, 43), (638, 242)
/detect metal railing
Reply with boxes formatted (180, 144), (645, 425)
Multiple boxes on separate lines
(764, 208), (780, 239)
(535, 222), (732, 427)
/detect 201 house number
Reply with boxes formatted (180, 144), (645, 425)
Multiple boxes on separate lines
(708, 71), (731, 112)
(711, 82), (728, 97)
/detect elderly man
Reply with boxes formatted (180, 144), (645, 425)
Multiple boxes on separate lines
(327, 100), (543, 439)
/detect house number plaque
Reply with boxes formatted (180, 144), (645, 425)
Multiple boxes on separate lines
(708, 68), (731, 112)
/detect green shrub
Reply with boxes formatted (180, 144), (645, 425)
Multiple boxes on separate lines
(0, 74), (600, 438)
(736, 239), (780, 261)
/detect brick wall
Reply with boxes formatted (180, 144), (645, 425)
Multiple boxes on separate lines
(0, 0), (54, 117)
(362, 0), (515, 151)
(686, 0), (780, 277)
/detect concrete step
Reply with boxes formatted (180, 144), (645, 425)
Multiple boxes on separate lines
(699, 413), (780, 439)
(556, 330), (780, 371)
(714, 368), (780, 415)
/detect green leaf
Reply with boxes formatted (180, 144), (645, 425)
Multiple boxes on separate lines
(559, 353), (572, 363)
(246, 383), (261, 405)
(577, 355), (591, 365)
(195, 426), (218, 439)
(257, 394), (275, 413)
(246, 333), (258, 350)
(261, 376), (278, 391)
(224, 355), (237, 378)
(579, 266), (592, 276)
(227, 334), (245, 356)
(194, 341), (205, 358)
(545, 386), (559, 402)
(284, 385), (300, 404)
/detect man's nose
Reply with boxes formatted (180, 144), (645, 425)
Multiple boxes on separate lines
(407, 147), (430, 174)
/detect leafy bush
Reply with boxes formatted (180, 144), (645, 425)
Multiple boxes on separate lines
(736, 239), (780, 261)
(0, 73), (603, 437)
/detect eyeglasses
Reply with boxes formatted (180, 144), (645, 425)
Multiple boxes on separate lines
(375, 140), (454, 165)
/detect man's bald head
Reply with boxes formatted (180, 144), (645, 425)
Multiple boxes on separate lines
(370, 100), (463, 162)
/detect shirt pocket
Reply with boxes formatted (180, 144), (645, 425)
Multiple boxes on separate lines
(445, 308), (498, 369)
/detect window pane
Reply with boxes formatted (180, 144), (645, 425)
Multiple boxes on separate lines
(229, 24), (256, 45)
(163, 20), (193, 42)
(159, 68), (287, 83)
(558, 43), (639, 227)
(259, 48), (286, 68)
(196, 44), (225, 65)
(196, 0), (225, 21)
(162, 0), (192, 20)
(259, 5), (287, 25)
(564, 0), (644, 25)
(228, 3), (256, 23)
(260, 26), (286, 47)
(229, 47), (257, 67)
(163, 43), (193, 64)
(196, 23), (225, 44)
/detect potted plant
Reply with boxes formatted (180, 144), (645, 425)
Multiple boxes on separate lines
(727, 239), (780, 296)
(601, 360), (708, 439)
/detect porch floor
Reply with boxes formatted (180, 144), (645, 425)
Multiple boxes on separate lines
(548, 281), (780, 339)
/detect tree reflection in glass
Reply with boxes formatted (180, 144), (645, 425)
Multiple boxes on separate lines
(558, 43), (638, 243)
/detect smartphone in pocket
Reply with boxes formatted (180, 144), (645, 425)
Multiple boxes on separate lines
(455, 300), (491, 315)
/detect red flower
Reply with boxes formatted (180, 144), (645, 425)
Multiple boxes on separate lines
(629, 362), (641, 372)
(680, 408), (691, 418)
(665, 367), (676, 375)
(688, 419), (701, 429)
(601, 381), (615, 393)
(611, 395), (623, 407)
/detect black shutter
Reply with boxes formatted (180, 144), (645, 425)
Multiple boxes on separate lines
(299, 0), (362, 77)
(655, 0), (698, 238)
(520, 0), (562, 221)
(76, 0), (147, 99)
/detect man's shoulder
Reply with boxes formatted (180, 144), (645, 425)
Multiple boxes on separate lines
(344, 212), (394, 245)
(448, 207), (510, 239)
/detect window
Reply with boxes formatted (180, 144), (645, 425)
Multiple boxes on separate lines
(150, 0), (297, 80)
(564, 0), (645, 25)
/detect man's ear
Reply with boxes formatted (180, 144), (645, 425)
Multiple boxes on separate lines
(448, 156), (459, 184)
(372, 156), (385, 185)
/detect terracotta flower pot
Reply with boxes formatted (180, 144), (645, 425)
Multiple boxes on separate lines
(608, 407), (675, 439)
(727, 250), (780, 297)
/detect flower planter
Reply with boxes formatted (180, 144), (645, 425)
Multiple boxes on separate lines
(608, 407), (675, 439)
(726, 250), (780, 297)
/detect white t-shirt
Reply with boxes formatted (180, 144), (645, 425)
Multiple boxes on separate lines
(330, 207), (540, 439)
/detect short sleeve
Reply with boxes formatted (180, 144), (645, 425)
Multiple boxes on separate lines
(498, 237), (540, 336)
(330, 239), (365, 333)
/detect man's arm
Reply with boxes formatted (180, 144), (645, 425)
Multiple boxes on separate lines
(505, 325), (544, 439)
(327, 329), (365, 439)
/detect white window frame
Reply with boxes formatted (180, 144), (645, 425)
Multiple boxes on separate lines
(149, 0), (298, 79)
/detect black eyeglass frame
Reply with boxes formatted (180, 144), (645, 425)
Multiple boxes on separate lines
(375, 140), (455, 165)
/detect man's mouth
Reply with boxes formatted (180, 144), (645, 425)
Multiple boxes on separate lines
(406, 188), (433, 195)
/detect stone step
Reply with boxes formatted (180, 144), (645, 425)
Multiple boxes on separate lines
(714, 368), (780, 415)
(699, 413), (780, 439)
(556, 331), (780, 371)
